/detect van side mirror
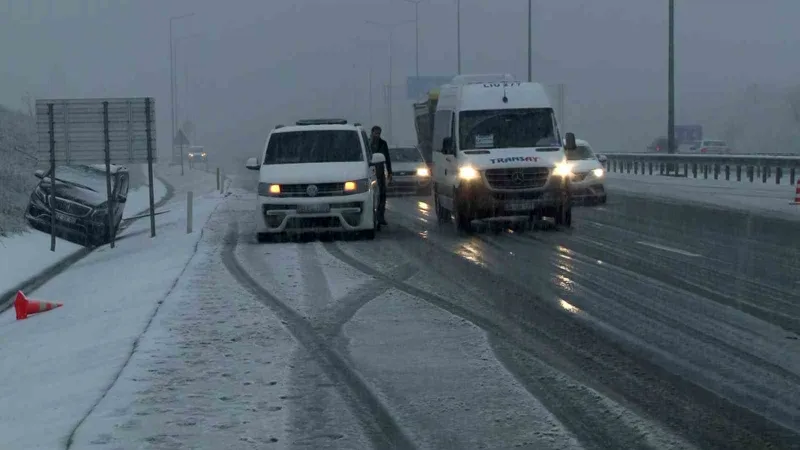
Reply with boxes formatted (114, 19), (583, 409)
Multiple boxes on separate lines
(370, 153), (386, 165)
(34, 169), (45, 179)
(442, 137), (453, 154)
(564, 133), (577, 151)
(597, 154), (607, 163)
(245, 157), (260, 170)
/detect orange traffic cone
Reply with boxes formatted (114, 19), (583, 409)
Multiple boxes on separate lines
(14, 291), (63, 320)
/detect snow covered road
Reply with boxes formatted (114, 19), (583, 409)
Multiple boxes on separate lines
(3, 170), (799, 450)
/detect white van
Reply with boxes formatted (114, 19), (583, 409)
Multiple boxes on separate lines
(245, 119), (385, 241)
(431, 77), (577, 230)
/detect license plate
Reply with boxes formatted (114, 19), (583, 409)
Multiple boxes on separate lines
(506, 201), (532, 211)
(297, 203), (330, 214)
(55, 212), (77, 224)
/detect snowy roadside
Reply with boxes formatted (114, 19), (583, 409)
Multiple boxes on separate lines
(68, 199), (297, 450)
(0, 173), (223, 449)
(0, 165), (168, 304)
(605, 172), (800, 220)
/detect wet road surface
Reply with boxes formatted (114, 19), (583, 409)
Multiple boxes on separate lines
(222, 177), (800, 450)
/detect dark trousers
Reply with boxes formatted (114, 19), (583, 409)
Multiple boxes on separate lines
(377, 172), (387, 220)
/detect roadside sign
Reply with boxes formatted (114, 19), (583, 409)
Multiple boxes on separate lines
(36, 98), (157, 165)
(174, 129), (190, 146)
(675, 125), (703, 144)
(407, 76), (453, 99)
(35, 97), (158, 252)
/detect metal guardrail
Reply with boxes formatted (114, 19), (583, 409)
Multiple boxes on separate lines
(600, 153), (800, 185)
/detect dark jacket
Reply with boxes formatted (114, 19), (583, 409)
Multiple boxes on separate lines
(371, 137), (392, 177)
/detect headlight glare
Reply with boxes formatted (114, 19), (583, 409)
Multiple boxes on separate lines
(592, 168), (604, 178)
(553, 162), (574, 177)
(416, 167), (430, 177)
(458, 166), (479, 180)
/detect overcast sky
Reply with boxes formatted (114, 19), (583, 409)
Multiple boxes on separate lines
(1, 0), (799, 159)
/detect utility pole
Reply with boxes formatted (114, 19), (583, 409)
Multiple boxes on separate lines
(667, 0), (675, 155)
(169, 13), (194, 173)
(456, 0), (461, 74)
(366, 19), (414, 143)
(404, 0), (425, 78)
(527, 0), (532, 82)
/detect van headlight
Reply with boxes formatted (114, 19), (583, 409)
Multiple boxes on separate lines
(344, 179), (369, 194)
(592, 168), (604, 178)
(416, 167), (430, 177)
(258, 182), (281, 196)
(553, 162), (574, 177)
(458, 166), (480, 180)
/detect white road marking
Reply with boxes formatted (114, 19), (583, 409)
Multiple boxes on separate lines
(635, 241), (702, 257)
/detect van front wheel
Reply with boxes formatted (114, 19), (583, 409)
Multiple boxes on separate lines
(453, 191), (473, 232)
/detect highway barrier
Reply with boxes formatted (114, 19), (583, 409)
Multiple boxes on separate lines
(601, 153), (800, 185)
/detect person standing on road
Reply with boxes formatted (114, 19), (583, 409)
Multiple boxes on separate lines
(370, 125), (392, 225)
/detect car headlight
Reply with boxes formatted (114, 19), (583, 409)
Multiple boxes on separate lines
(553, 162), (573, 177)
(592, 168), (604, 178)
(344, 179), (369, 194)
(416, 167), (430, 177)
(188, 153), (194, 158)
(258, 182), (281, 196)
(201, 152), (207, 157)
(458, 166), (480, 180)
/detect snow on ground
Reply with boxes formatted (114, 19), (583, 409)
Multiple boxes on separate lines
(0, 178), (223, 449)
(605, 172), (800, 220)
(0, 168), (167, 300)
(343, 287), (584, 449)
(68, 200), (296, 450)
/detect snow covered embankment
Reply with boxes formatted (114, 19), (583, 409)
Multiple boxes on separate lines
(0, 184), (223, 450)
(0, 166), (168, 303)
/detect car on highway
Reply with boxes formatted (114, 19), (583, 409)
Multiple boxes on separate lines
(187, 146), (207, 168)
(387, 145), (431, 196)
(245, 119), (384, 241)
(680, 139), (731, 154)
(431, 75), (575, 230)
(564, 138), (607, 205)
(25, 164), (130, 246)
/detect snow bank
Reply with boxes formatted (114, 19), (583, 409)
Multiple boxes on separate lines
(0, 171), (168, 300)
(605, 172), (800, 220)
(0, 188), (223, 450)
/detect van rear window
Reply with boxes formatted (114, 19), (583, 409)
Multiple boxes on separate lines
(264, 130), (363, 164)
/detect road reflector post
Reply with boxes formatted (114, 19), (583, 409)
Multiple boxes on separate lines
(217, 167), (220, 191)
(187, 191), (193, 233)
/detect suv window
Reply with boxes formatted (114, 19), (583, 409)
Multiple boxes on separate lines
(264, 130), (364, 164)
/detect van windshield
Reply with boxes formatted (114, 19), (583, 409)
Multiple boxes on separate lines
(458, 108), (560, 150)
(263, 130), (364, 164)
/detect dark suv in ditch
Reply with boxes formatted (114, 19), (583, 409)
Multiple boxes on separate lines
(25, 164), (130, 246)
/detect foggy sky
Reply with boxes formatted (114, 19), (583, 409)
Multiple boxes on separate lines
(2, 0), (799, 160)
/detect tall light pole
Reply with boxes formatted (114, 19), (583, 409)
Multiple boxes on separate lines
(527, 0), (532, 82)
(169, 12), (194, 174)
(366, 19), (414, 143)
(404, 0), (425, 78)
(667, 0), (675, 155)
(456, 0), (461, 74)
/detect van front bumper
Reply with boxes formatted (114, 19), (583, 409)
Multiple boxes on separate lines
(455, 177), (569, 218)
(256, 192), (374, 233)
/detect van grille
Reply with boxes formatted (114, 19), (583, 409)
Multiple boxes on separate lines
(278, 183), (345, 197)
(484, 168), (550, 190)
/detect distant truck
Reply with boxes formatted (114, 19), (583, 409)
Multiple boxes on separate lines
(647, 125), (703, 152)
(413, 90), (438, 166)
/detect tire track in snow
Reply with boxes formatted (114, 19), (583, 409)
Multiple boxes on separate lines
(382, 203), (800, 449)
(322, 240), (657, 450)
(222, 221), (416, 450)
(312, 261), (419, 338)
